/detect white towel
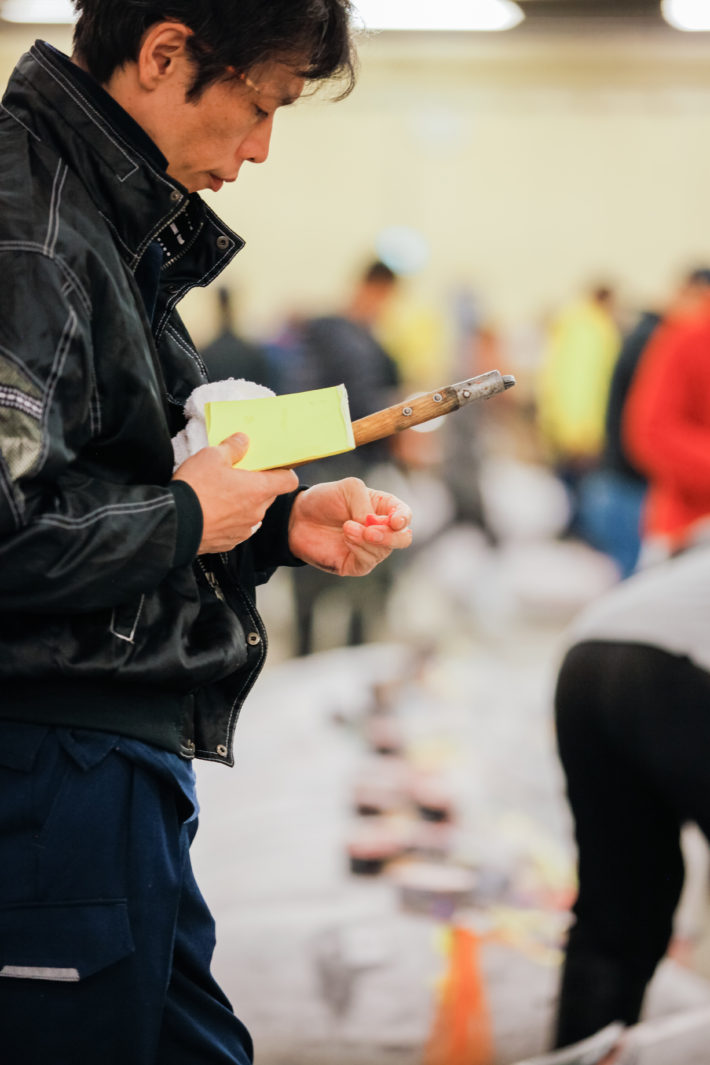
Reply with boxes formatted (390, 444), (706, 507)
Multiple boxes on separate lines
(172, 378), (275, 470)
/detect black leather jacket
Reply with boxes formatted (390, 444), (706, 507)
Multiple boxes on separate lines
(0, 43), (301, 765)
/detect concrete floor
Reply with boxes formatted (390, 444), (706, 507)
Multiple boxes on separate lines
(190, 526), (710, 1064)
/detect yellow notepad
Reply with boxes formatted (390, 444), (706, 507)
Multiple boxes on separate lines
(205, 384), (355, 471)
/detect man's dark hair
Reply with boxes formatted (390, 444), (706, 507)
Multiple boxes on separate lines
(72, 0), (357, 99)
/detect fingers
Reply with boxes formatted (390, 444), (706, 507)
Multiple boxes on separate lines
(343, 519), (413, 550)
(340, 484), (413, 550)
(387, 503), (413, 532)
(368, 524), (413, 549)
(217, 432), (299, 494)
(217, 431), (250, 466)
(173, 432), (300, 555)
(363, 488), (412, 533)
(364, 505), (411, 534)
(264, 467), (299, 496)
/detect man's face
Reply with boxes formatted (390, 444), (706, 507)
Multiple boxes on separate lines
(148, 60), (305, 193)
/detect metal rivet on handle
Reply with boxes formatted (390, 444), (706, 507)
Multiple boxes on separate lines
(402, 407), (413, 417)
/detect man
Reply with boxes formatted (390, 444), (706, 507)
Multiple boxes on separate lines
(0, 3), (412, 1063)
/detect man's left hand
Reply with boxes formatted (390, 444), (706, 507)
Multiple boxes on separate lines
(288, 478), (413, 576)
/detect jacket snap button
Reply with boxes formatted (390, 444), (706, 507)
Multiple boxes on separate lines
(170, 189), (182, 203)
(216, 745), (228, 757)
(247, 631), (261, 646)
(216, 235), (231, 250)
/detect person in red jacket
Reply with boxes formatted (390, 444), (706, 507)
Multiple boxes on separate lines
(623, 272), (710, 562)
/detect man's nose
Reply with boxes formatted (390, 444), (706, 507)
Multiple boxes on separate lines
(243, 115), (274, 165)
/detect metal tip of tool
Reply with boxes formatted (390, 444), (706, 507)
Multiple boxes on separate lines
(502, 374), (516, 390)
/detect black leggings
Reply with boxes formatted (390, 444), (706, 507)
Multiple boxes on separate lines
(553, 639), (710, 1048)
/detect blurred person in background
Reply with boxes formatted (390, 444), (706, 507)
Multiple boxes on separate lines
(552, 539), (710, 1051)
(279, 258), (401, 447)
(276, 259), (403, 654)
(551, 271), (710, 1050)
(200, 286), (276, 389)
(623, 268), (710, 565)
(574, 307), (655, 578)
(0, 3), (414, 1063)
(444, 293), (507, 539)
(536, 284), (621, 538)
(578, 268), (710, 578)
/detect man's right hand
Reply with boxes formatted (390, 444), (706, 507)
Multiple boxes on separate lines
(172, 433), (299, 554)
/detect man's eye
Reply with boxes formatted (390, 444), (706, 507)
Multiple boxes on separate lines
(254, 105), (269, 121)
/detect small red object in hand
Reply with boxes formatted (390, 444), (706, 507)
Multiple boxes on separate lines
(365, 513), (392, 527)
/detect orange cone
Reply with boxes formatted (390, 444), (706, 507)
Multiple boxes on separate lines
(423, 925), (494, 1065)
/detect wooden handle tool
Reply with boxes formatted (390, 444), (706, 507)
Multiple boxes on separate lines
(351, 369), (515, 447)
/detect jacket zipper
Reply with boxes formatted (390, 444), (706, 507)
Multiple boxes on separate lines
(196, 556), (226, 602)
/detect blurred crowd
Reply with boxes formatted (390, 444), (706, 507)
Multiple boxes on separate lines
(197, 258), (710, 1060)
(198, 257), (710, 644)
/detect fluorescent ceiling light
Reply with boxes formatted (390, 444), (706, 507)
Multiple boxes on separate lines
(354, 0), (525, 32)
(2, 0), (76, 23)
(662, 0), (710, 30)
(2, 0), (524, 31)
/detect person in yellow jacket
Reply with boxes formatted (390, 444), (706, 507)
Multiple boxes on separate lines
(536, 285), (621, 534)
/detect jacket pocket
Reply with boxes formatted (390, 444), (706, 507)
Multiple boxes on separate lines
(110, 595), (145, 644)
(0, 899), (134, 982)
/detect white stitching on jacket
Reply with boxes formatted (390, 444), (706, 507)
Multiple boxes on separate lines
(88, 370), (102, 439)
(99, 200), (192, 273)
(0, 387), (43, 420)
(31, 50), (139, 180)
(0, 457), (22, 525)
(36, 496), (173, 529)
(37, 307), (77, 469)
(0, 102), (41, 140)
(0, 250), (100, 440)
(0, 243), (91, 313)
(0, 343), (44, 395)
(44, 160), (68, 258)
(165, 325), (209, 381)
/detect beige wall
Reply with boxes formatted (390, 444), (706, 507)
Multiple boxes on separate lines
(3, 23), (710, 351)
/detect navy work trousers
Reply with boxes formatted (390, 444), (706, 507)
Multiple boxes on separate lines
(0, 723), (253, 1065)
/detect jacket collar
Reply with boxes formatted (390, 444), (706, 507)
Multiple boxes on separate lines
(2, 41), (244, 276)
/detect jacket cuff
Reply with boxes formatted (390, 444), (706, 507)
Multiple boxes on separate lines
(168, 481), (204, 566)
(252, 486), (309, 571)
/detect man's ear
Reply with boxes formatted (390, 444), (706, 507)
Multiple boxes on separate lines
(135, 21), (193, 91)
